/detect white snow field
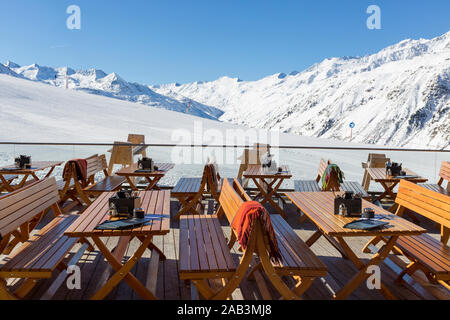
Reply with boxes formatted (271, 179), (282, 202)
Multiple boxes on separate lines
(0, 74), (447, 189)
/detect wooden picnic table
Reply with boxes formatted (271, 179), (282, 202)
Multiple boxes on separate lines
(366, 167), (428, 201)
(285, 191), (426, 300)
(115, 163), (175, 191)
(243, 164), (292, 218)
(64, 190), (171, 300)
(0, 161), (64, 192)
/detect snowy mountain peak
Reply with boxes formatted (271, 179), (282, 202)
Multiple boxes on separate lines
(4, 60), (20, 69)
(152, 31), (450, 149)
(0, 63), (19, 77)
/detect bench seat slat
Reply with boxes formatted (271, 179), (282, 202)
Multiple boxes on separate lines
(86, 176), (126, 192)
(396, 234), (450, 276)
(0, 214), (78, 273)
(180, 215), (237, 275)
(271, 215), (328, 274)
(172, 178), (202, 195)
(294, 180), (321, 192)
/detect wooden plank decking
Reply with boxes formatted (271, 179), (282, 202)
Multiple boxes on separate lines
(2, 197), (449, 300)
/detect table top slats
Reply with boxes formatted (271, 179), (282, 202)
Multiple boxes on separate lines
(243, 164), (292, 179)
(64, 190), (170, 237)
(366, 167), (427, 183)
(0, 161), (63, 174)
(286, 191), (426, 237)
(116, 163), (175, 177)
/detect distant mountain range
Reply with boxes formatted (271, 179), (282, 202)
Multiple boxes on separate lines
(1, 31), (449, 148)
(1, 61), (223, 120)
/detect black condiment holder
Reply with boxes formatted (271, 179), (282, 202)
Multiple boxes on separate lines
(334, 191), (362, 217)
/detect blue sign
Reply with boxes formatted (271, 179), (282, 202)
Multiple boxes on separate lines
(349, 122), (355, 129)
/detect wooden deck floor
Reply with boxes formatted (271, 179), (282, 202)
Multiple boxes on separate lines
(6, 198), (450, 300)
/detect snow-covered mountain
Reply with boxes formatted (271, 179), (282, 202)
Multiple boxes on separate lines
(2, 62), (223, 120)
(2, 31), (449, 148)
(152, 32), (450, 149)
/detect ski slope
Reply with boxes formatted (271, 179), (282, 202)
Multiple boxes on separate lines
(0, 74), (446, 188)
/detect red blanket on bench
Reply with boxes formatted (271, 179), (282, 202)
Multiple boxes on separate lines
(231, 201), (282, 263)
(63, 159), (88, 184)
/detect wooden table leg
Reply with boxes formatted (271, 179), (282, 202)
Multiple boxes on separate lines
(376, 181), (398, 202)
(125, 176), (138, 191)
(174, 194), (203, 220)
(333, 236), (398, 300)
(0, 174), (14, 192)
(138, 236), (166, 261)
(91, 236), (157, 300)
(43, 166), (56, 178)
(252, 178), (286, 217)
(144, 176), (162, 191)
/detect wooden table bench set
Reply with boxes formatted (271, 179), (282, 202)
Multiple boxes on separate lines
(0, 151), (448, 300)
(0, 149), (176, 300)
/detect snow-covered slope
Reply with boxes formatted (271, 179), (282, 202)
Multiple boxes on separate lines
(0, 74), (446, 186)
(4, 62), (223, 120)
(153, 32), (450, 149)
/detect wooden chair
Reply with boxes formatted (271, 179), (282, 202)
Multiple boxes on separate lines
(0, 178), (90, 300)
(107, 134), (147, 175)
(58, 154), (126, 210)
(237, 143), (270, 187)
(361, 153), (391, 191)
(179, 178), (327, 300)
(0, 175), (18, 193)
(294, 158), (370, 198)
(419, 161), (450, 196)
(368, 180), (450, 290)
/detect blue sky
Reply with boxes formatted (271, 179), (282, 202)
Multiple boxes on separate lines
(0, 0), (449, 84)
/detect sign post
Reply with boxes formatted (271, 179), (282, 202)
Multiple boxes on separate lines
(349, 122), (355, 142)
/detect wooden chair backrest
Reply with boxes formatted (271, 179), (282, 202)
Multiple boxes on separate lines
(64, 154), (109, 186)
(316, 159), (341, 191)
(396, 180), (450, 242)
(232, 179), (252, 202)
(316, 158), (330, 182)
(362, 153), (390, 169)
(127, 134), (145, 145)
(219, 179), (273, 257)
(219, 178), (246, 226)
(0, 178), (59, 238)
(110, 141), (133, 166)
(369, 153), (390, 167)
(438, 162), (450, 189)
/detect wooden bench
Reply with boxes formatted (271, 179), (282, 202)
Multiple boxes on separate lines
(58, 154), (126, 209)
(388, 180), (450, 290)
(0, 175), (18, 193)
(179, 178), (327, 300)
(0, 178), (89, 300)
(420, 161), (450, 196)
(172, 164), (239, 220)
(294, 158), (370, 198)
(361, 153), (390, 191)
(107, 134), (147, 175)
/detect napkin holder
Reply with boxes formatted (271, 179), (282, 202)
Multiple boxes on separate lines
(334, 191), (362, 217)
(386, 162), (404, 177)
(138, 157), (154, 171)
(15, 155), (31, 169)
(109, 191), (141, 217)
